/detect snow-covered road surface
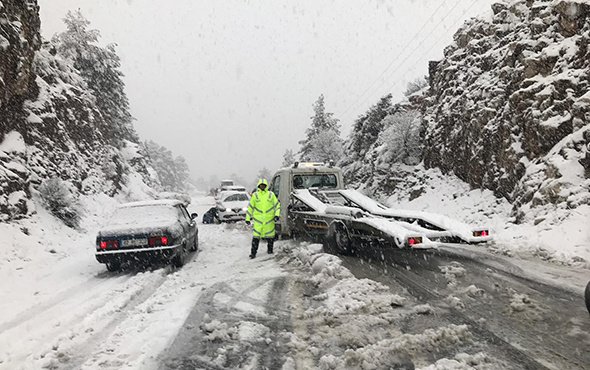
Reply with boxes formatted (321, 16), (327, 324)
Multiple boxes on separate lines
(342, 246), (590, 370)
(1, 195), (589, 369)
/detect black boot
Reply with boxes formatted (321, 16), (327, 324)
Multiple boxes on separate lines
(267, 238), (274, 254)
(250, 238), (259, 259)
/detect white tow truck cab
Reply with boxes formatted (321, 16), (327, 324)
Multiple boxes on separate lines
(270, 161), (344, 237)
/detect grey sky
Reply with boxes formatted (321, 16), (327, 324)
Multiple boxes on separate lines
(38, 0), (494, 183)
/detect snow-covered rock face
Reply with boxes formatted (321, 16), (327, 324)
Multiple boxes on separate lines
(423, 0), (590, 213)
(0, 0), (41, 111)
(0, 4), (155, 222)
(0, 0), (41, 220)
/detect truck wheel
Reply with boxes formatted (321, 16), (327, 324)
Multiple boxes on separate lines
(106, 261), (121, 272)
(585, 281), (590, 314)
(332, 223), (353, 255)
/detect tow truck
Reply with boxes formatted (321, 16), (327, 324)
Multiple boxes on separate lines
(269, 162), (491, 254)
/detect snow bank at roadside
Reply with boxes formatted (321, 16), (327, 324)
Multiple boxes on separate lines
(275, 241), (507, 369)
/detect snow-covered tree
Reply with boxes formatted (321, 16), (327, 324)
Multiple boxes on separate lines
(307, 129), (344, 164)
(53, 10), (136, 147)
(404, 77), (428, 97)
(282, 149), (295, 167)
(346, 94), (396, 159)
(379, 111), (422, 165)
(38, 178), (81, 228)
(141, 140), (190, 192)
(299, 94), (341, 161)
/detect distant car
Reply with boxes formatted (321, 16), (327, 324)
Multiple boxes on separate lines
(216, 191), (250, 222)
(217, 185), (247, 199)
(95, 199), (198, 271)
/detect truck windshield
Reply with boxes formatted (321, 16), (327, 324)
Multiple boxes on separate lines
(293, 174), (337, 189)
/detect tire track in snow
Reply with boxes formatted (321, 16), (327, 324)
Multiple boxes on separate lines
(0, 272), (130, 335)
(160, 276), (293, 369)
(344, 247), (587, 370)
(32, 256), (200, 370)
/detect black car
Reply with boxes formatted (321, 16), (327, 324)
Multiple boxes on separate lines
(95, 199), (198, 271)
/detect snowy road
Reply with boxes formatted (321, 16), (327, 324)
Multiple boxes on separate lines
(1, 195), (589, 369)
(342, 245), (590, 370)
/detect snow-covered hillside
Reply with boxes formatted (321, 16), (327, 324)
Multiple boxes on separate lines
(423, 0), (589, 211)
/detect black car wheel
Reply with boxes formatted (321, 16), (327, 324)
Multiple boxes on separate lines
(585, 281), (590, 314)
(190, 235), (199, 251)
(106, 261), (121, 272)
(172, 246), (186, 268)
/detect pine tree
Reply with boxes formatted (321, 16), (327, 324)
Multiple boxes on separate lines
(346, 94), (396, 159)
(53, 10), (136, 147)
(141, 140), (189, 192)
(307, 129), (344, 163)
(299, 94), (341, 161)
(404, 77), (428, 97)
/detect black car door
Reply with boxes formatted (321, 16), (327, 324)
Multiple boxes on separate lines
(178, 204), (197, 244)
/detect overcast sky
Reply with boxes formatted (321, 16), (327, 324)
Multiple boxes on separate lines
(38, 0), (494, 184)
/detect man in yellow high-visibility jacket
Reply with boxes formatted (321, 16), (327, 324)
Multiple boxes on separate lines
(245, 179), (280, 258)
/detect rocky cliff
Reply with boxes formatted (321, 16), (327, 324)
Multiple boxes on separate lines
(423, 0), (590, 218)
(0, 1), (154, 222)
(0, 0), (42, 219)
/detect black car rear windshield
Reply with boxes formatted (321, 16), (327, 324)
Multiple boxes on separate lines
(110, 205), (177, 225)
(293, 174), (338, 189)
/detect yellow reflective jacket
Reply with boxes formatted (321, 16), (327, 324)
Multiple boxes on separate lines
(246, 186), (280, 239)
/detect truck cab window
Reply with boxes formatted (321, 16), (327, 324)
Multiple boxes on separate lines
(293, 174), (337, 189)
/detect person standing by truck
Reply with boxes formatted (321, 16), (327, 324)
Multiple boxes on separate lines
(245, 179), (280, 258)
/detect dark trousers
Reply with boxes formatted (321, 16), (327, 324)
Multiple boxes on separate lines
(251, 237), (274, 256)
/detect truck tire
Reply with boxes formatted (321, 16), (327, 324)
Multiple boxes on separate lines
(331, 222), (353, 255)
(585, 280), (590, 314)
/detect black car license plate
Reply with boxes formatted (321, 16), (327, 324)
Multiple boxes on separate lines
(121, 238), (147, 247)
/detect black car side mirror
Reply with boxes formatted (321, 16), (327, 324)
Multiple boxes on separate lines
(191, 213), (198, 219)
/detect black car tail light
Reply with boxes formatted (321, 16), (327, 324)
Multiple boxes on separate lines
(149, 236), (168, 246)
(100, 240), (119, 249)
